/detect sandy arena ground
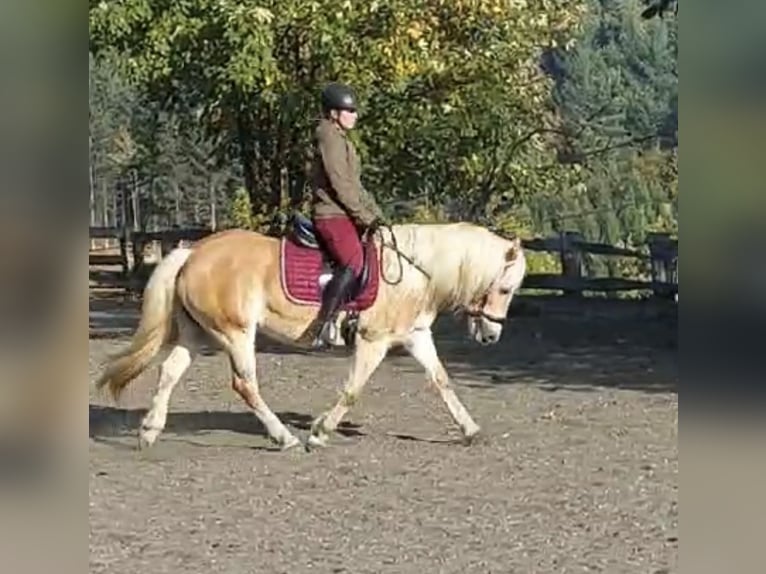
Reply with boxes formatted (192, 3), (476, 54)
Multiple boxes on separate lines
(89, 296), (678, 574)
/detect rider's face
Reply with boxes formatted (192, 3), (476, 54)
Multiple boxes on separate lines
(333, 108), (357, 130)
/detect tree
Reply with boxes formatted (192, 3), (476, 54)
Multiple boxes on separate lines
(538, 0), (677, 252)
(89, 48), (141, 229)
(89, 0), (586, 223)
(640, 0), (677, 20)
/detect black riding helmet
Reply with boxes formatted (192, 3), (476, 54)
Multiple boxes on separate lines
(321, 82), (358, 113)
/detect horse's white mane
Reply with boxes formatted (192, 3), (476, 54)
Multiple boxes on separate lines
(380, 222), (523, 311)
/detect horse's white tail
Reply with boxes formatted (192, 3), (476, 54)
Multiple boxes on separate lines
(95, 247), (192, 400)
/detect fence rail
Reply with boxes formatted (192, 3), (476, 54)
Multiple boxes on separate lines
(89, 226), (677, 299)
(520, 230), (677, 298)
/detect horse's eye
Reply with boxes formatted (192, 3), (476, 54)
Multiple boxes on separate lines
(499, 288), (511, 295)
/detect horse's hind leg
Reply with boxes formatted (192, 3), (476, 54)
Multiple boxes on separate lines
(138, 312), (199, 449)
(227, 328), (301, 451)
(307, 337), (390, 448)
(404, 328), (481, 443)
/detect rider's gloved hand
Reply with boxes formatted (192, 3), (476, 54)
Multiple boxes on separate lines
(368, 217), (389, 232)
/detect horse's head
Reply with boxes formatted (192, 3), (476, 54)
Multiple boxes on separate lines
(464, 235), (526, 345)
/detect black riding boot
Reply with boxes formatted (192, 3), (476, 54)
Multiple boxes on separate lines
(312, 266), (359, 348)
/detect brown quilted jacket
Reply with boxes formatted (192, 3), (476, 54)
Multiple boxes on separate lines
(309, 118), (382, 226)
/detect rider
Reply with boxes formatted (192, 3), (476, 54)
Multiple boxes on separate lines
(309, 82), (386, 346)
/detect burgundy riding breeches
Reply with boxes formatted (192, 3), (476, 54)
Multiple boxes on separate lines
(312, 215), (364, 276)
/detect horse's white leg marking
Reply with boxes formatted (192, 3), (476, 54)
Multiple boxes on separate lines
(404, 328), (481, 440)
(139, 312), (203, 448)
(228, 328), (300, 450)
(307, 337), (390, 448)
(139, 343), (195, 449)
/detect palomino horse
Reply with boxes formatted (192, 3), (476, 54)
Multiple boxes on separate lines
(95, 218), (527, 450)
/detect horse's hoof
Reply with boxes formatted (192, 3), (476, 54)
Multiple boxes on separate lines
(280, 435), (302, 451)
(138, 426), (160, 450)
(310, 338), (329, 350)
(462, 428), (482, 446)
(305, 433), (328, 451)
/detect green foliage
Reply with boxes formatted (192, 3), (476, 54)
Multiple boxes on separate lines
(90, 46), (240, 230)
(229, 187), (256, 230)
(90, 0), (586, 217)
(89, 0), (677, 291)
(403, 202), (451, 224)
(540, 0), (677, 258)
(226, 186), (276, 231)
(493, 210), (561, 277)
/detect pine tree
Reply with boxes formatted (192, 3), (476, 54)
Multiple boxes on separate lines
(542, 0), (678, 254)
(89, 49), (141, 229)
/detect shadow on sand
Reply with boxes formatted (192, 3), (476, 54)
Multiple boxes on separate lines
(90, 295), (678, 395)
(89, 404), (365, 445)
(421, 298), (678, 395)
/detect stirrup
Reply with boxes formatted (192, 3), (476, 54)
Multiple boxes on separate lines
(311, 320), (340, 348)
(340, 312), (359, 347)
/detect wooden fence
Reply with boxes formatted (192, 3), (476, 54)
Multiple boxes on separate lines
(89, 226), (677, 299)
(521, 230), (678, 299)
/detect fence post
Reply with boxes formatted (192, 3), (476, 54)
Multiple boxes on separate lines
(559, 231), (584, 297)
(118, 179), (130, 278)
(131, 233), (146, 275)
(160, 232), (176, 259)
(646, 232), (677, 299)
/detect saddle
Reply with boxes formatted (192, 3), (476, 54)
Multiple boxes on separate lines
(286, 212), (374, 295)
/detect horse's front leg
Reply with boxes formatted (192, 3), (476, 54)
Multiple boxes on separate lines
(404, 328), (481, 442)
(307, 337), (390, 448)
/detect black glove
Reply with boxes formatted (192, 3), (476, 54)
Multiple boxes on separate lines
(368, 217), (390, 232)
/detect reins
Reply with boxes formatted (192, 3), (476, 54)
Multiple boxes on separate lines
(368, 223), (432, 285)
(365, 223), (510, 326)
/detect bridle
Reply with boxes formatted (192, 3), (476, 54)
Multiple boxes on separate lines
(465, 230), (523, 327)
(464, 269), (516, 327)
(365, 224), (514, 326)
(464, 294), (507, 326)
(465, 308), (506, 326)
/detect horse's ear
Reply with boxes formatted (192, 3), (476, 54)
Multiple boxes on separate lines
(505, 237), (522, 262)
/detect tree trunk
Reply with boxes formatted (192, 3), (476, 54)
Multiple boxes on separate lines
(209, 177), (217, 230)
(236, 110), (256, 200)
(131, 169), (140, 231)
(110, 181), (117, 249)
(174, 180), (182, 226)
(100, 180), (109, 249)
(89, 137), (96, 223)
(148, 176), (156, 231)
(89, 165), (96, 250)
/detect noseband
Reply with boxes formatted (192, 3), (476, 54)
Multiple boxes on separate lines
(465, 308), (506, 326)
(465, 292), (506, 326)
(464, 268), (514, 327)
